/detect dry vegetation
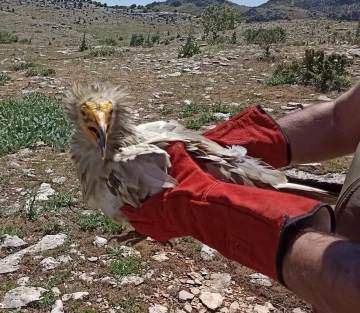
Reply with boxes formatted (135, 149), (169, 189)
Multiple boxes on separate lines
(1, 1), (360, 313)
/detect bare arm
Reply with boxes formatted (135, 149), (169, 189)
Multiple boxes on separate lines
(282, 231), (360, 313)
(277, 81), (360, 164)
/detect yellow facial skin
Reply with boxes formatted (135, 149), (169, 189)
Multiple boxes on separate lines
(80, 100), (114, 159)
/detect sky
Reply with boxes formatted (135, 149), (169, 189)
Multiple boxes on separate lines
(105, 0), (267, 7)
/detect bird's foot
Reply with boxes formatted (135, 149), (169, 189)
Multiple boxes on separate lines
(108, 230), (147, 247)
(108, 230), (173, 249)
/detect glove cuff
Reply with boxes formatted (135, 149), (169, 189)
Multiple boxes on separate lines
(203, 105), (292, 169)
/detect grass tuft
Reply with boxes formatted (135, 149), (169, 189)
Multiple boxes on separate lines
(0, 93), (72, 156)
(74, 211), (124, 234)
(0, 74), (11, 85)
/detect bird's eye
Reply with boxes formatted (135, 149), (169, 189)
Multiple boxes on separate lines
(88, 126), (99, 139)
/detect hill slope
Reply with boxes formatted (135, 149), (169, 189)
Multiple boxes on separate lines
(146, 0), (249, 16)
(147, 0), (360, 22)
(260, 0), (360, 21)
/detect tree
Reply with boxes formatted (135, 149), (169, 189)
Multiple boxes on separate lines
(129, 4), (136, 9)
(200, 5), (238, 41)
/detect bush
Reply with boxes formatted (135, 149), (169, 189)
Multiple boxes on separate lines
(129, 33), (145, 47)
(0, 74), (11, 85)
(88, 46), (116, 57)
(201, 5), (238, 41)
(25, 64), (55, 76)
(265, 49), (352, 92)
(0, 93), (72, 156)
(244, 27), (286, 60)
(100, 37), (117, 46)
(0, 31), (18, 44)
(178, 36), (200, 58)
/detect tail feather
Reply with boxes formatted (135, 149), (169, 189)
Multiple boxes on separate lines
(276, 182), (339, 205)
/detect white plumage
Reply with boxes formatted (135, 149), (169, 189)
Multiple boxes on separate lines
(64, 82), (333, 246)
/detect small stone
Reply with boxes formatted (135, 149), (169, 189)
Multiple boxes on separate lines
(199, 292), (224, 310)
(0, 235), (27, 248)
(57, 255), (72, 264)
(229, 301), (240, 313)
(93, 236), (108, 247)
(149, 304), (168, 313)
(152, 253), (169, 262)
(220, 308), (229, 313)
(51, 299), (64, 313)
(79, 273), (93, 284)
(190, 288), (200, 295)
(265, 302), (275, 311)
(292, 309), (305, 313)
(183, 303), (193, 313)
(87, 257), (98, 262)
(254, 304), (270, 313)
(62, 292), (89, 302)
(52, 177), (66, 184)
(249, 273), (272, 287)
(36, 183), (55, 201)
(200, 245), (216, 260)
(0, 286), (48, 309)
(179, 290), (194, 301)
(16, 277), (30, 286)
(51, 287), (61, 296)
(40, 257), (60, 271)
(119, 275), (144, 286)
(7, 161), (20, 169)
(168, 71), (181, 77)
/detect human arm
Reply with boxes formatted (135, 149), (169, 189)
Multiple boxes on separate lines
(277, 81), (360, 165)
(283, 231), (360, 313)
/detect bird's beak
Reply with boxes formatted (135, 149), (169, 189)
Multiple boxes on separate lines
(97, 125), (107, 160)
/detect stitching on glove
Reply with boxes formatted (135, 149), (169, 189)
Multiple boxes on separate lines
(202, 181), (221, 201)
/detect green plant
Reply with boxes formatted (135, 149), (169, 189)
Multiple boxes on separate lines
(74, 211), (124, 234)
(100, 37), (117, 46)
(79, 31), (88, 52)
(0, 225), (25, 237)
(178, 24), (201, 59)
(88, 46), (116, 57)
(47, 270), (72, 287)
(161, 107), (173, 115)
(0, 31), (18, 44)
(111, 258), (140, 278)
(0, 74), (11, 85)
(0, 92), (72, 156)
(30, 291), (56, 309)
(129, 33), (145, 47)
(265, 49), (352, 92)
(201, 5), (238, 41)
(25, 64), (55, 77)
(244, 27), (286, 60)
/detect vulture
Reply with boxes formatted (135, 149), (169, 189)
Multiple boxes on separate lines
(64, 83), (334, 247)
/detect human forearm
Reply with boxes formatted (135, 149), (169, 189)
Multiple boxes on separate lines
(277, 81), (360, 164)
(282, 231), (360, 313)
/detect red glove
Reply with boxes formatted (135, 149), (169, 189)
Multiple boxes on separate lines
(120, 106), (335, 285)
(203, 105), (290, 169)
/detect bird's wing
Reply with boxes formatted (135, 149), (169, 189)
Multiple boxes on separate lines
(136, 120), (287, 188)
(106, 142), (178, 207)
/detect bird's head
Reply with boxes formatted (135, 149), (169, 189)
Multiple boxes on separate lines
(79, 99), (114, 159)
(65, 83), (133, 160)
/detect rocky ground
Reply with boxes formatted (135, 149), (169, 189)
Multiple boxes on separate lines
(1, 3), (359, 313)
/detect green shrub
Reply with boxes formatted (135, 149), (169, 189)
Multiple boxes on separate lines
(129, 33), (145, 47)
(178, 36), (201, 58)
(88, 46), (116, 57)
(25, 64), (55, 77)
(244, 27), (286, 60)
(0, 74), (11, 85)
(0, 31), (18, 44)
(100, 37), (118, 46)
(0, 93), (72, 156)
(265, 49), (352, 92)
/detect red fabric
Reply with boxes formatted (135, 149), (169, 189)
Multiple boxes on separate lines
(202, 105), (290, 169)
(121, 142), (333, 283)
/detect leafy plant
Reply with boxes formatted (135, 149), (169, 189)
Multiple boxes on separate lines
(129, 33), (145, 47)
(0, 31), (18, 44)
(74, 211), (124, 234)
(79, 31), (88, 52)
(111, 258), (140, 278)
(265, 49), (352, 92)
(201, 5), (238, 41)
(0, 74), (11, 85)
(0, 224), (24, 237)
(0, 92), (72, 156)
(88, 46), (116, 57)
(244, 27), (286, 60)
(25, 64), (55, 77)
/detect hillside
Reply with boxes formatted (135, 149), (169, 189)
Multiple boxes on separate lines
(147, 0), (360, 22)
(260, 0), (360, 21)
(146, 0), (249, 16)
